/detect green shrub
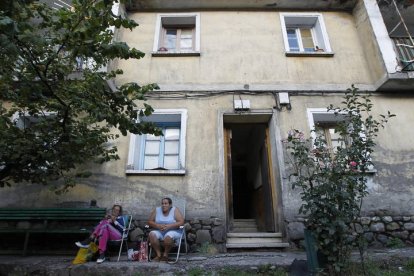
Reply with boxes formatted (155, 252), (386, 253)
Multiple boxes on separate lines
(284, 85), (395, 274)
(386, 237), (405, 248)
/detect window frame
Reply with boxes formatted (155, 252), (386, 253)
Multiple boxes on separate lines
(307, 108), (376, 173)
(126, 109), (187, 175)
(140, 122), (181, 170)
(161, 27), (195, 52)
(280, 13), (334, 57)
(12, 111), (57, 130)
(152, 13), (200, 57)
(314, 122), (345, 159)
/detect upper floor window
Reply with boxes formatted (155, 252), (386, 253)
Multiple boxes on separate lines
(13, 112), (57, 130)
(153, 13), (200, 56)
(126, 109), (187, 175)
(280, 13), (333, 56)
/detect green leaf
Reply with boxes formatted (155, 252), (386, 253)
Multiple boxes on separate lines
(0, 0), (157, 189)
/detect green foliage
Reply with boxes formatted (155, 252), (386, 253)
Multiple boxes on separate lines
(186, 267), (212, 276)
(284, 85), (395, 273)
(386, 237), (405, 248)
(217, 267), (253, 276)
(0, 0), (161, 190)
(257, 264), (287, 276)
(198, 242), (218, 255)
(216, 266), (287, 276)
(345, 258), (414, 276)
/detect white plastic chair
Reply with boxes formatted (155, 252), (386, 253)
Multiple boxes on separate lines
(109, 214), (133, 261)
(147, 197), (188, 263)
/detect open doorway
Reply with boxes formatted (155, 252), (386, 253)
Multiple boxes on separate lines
(224, 123), (276, 233)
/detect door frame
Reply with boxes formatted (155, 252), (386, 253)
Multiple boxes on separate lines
(221, 113), (279, 233)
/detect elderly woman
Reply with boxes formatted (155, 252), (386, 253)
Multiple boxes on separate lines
(147, 197), (184, 262)
(75, 204), (125, 264)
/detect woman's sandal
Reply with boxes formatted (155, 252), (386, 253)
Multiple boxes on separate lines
(152, 256), (161, 262)
(160, 256), (169, 263)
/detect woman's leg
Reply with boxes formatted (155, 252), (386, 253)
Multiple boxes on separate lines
(76, 219), (108, 248)
(92, 220), (108, 237)
(97, 223), (122, 254)
(162, 230), (182, 259)
(149, 231), (162, 259)
(163, 236), (174, 258)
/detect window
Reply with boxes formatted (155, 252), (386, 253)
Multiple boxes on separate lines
(307, 108), (375, 172)
(13, 112), (57, 130)
(153, 13), (200, 56)
(280, 13), (333, 56)
(142, 124), (180, 170)
(315, 123), (344, 157)
(127, 109), (187, 175)
(307, 109), (346, 153)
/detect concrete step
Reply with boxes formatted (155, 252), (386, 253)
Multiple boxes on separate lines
(227, 237), (284, 244)
(226, 242), (290, 248)
(233, 222), (258, 227)
(233, 219), (256, 223)
(227, 232), (283, 238)
(231, 227), (259, 232)
(226, 231), (288, 249)
(232, 219), (258, 232)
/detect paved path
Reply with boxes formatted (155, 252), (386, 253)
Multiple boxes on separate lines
(0, 247), (413, 276)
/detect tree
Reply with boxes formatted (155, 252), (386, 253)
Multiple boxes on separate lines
(0, 0), (161, 190)
(284, 86), (395, 274)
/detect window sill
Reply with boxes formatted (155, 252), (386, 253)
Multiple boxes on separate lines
(126, 169), (186, 175)
(285, 51), (334, 57)
(152, 51), (201, 57)
(364, 169), (377, 174)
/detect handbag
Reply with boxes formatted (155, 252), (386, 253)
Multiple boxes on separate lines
(137, 240), (148, 262)
(128, 241), (148, 262)
(72, 242), (98, 264)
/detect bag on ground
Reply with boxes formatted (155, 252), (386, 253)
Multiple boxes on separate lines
(138, 241), (148, 262)
(128, 241), (148, 261)
(72, 242), (98, 264)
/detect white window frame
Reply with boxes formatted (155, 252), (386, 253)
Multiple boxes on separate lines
(307, 108), (376, 172)
(12, 111), (57, 129)
(280, 13), (333, 56)
(126, 109), (187, 175)
(152, 13), (200, 56)
(307, 108), (343, 144)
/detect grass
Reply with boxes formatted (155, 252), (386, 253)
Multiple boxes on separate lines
(185, 258), (414, 276)
(343, 257), (414, 276)
(197, 242), (219, 255)
(186, 265), (288, 276)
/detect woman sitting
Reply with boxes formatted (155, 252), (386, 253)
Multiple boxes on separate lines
(75, 204), (126, 263)
(147, 197), (184, 262)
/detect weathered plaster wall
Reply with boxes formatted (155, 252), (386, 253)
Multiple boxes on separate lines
(353, 0), (399, 89)
(278, 93), (414, 223)
(2, 8), (411, 248)
(0, 94), (278, 221)
(117, 10), (374, 91)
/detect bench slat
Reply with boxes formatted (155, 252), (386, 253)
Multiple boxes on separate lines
(0, 229), (91, 233)
(0, 207), (107, 256)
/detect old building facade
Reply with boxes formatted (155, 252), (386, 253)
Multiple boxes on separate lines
(2, 0), (413, 249)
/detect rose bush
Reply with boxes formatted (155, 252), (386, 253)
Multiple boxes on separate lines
(284, 85), (395, 274)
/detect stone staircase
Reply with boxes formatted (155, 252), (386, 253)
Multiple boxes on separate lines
(226, 219), (290, 249)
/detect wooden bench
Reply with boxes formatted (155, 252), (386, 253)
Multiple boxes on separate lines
(0, 208), (106, 255)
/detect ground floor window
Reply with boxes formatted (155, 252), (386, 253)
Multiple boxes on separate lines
(126, 109), (187, 174)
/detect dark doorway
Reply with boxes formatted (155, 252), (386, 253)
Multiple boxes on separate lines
(225, 123), (275, 232)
